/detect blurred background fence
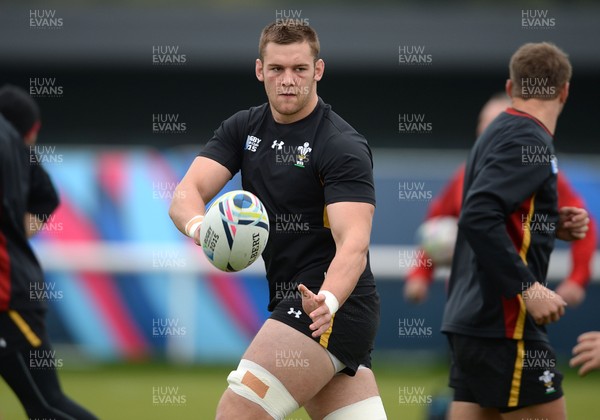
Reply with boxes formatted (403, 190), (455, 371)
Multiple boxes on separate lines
(29, 149), (600, 362)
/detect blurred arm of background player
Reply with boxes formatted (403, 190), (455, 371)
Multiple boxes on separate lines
(23, 120), (59, 238)
(404, 93), (597, 305)
(25, 163), (60, 238)
(404, 94), (508, 303)
(403, 166), (463, 303)
(554, 174), (597, 306)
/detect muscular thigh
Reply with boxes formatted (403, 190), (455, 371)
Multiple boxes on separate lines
(448, 401), (502, 420)
(501, 397), (566, 420)
(242, 318), (335, 405)
(304, 367), (381, 419)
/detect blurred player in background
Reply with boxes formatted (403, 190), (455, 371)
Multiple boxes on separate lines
(441, 43), (589, 419)
(404, 92), (596, 305)
(170, 23), (386, 419)
(0, 85), (97, 419)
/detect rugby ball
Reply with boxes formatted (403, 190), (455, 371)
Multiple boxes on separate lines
(200, 190), (269, 272)
(415, 216), (458, 267)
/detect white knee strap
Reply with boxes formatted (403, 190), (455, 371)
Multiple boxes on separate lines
(323, 396), (387, 420)
(227, 359), (299, 420)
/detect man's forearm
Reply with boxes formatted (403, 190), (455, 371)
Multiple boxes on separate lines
(319, 243), (368, 307)
(169, 182), (207, 237)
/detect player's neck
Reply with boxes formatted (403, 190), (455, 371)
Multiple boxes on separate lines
(511, 99), (562, 135)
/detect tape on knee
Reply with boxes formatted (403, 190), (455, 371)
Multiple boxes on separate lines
(323, 396), (387, 420)
(227, 359), (299, 420)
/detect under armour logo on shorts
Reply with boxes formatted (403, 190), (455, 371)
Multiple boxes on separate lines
(287, 308), (301, 318)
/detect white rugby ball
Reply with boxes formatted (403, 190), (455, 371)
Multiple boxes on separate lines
(200, 190), (269, 272)
(415, 216), (458, 267)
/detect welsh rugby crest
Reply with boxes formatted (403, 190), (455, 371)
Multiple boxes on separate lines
(295, 142), (312, 168)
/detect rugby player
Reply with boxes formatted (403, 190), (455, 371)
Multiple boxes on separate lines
(169, 23), (387, 419)
(441, 43), (589, 419)
(405, 93), (596, 306)
(0, 84), (97, 419)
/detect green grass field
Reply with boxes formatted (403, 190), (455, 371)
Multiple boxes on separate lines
(1, 359), (598, 419)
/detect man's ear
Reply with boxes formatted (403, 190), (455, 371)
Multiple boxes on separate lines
(314, 59), (324, 82)
(505, 79), (513, 98)
(256, 59), (264, 82)
(559, 82), (569, 104)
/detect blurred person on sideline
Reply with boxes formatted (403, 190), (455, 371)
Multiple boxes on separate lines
(404, 92), (596, 306)
(441, 43), (589, 420)
(0, 85), (97, 419)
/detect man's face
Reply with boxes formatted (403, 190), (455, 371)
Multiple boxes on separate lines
(256, 41), (324, 123)
(477, 99), (511, 136)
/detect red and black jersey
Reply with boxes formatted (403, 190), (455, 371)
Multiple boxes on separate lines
(442, 108), (560, 342)
(408, 166), (596, 288)
(200, 98), (376, 311)
(0, 115), (58, 311)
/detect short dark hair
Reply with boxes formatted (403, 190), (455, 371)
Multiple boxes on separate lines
(509, 42), (572, 100)
(0, 84), (40, 137)
(258, 22), (320, 61)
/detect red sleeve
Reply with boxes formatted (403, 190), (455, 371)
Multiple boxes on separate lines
(557, 173), (597, 288)
(407, 165), (465, 283)
(425, 164), (465, 219)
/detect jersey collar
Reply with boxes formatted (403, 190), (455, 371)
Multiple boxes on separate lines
(505, 107), (553, 138)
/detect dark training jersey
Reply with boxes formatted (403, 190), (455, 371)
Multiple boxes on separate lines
(442, 108), (558, 342)
(0, 115), (59, 312)
(200, 98), (376, 311)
